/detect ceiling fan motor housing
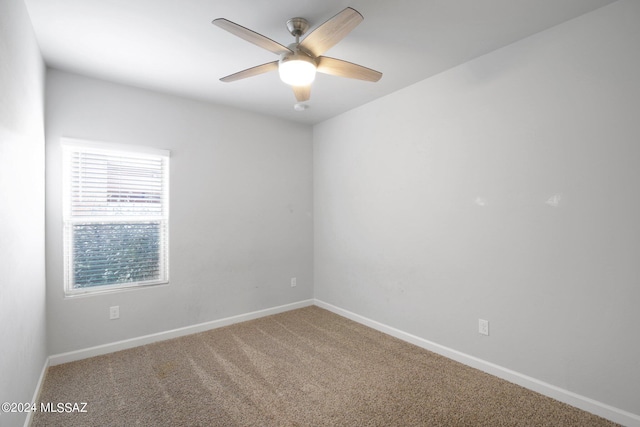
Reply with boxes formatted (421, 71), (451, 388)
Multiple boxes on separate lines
(281, 44), (316, 64)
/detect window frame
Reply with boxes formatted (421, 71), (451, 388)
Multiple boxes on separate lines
(61, 138), (170, 296)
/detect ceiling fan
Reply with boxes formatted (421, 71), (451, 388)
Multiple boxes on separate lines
(212, 7), (382, 104)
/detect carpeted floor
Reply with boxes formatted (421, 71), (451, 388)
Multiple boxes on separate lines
(32, 306), (618, 426)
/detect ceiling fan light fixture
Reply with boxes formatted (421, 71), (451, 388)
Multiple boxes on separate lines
(213, 7), (382, 102)
(279, 54), (316, 86)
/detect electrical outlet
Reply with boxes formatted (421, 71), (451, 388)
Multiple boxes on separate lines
(479, 319), (489, 336)
(110, 306), (120, 320)
(290, 277), (297, 287)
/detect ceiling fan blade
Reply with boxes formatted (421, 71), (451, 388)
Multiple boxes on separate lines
(299, 7), (363, 57)
(220, 61), (279, 82)
(292, 85), (311, 102)
(316, 56), (382, 82)
(213, 18), (292, 55)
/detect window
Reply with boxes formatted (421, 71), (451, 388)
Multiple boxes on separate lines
(62, 138), (170, 295)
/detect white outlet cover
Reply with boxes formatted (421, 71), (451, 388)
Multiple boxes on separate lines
(479, 319), (489, 336)
(110, 306), (120, 320)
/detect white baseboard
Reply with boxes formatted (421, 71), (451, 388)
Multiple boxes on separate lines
(24, 356), (49, 427)
(314, 299), (640, 427)
(49, 299), (314, 366)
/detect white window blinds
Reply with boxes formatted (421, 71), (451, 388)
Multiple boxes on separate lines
(62, 139), (170, 294)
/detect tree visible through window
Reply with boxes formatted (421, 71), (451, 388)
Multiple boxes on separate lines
(62, 139), (170, 294)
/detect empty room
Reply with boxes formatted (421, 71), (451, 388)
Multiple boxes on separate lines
(1, 0), (639, 426)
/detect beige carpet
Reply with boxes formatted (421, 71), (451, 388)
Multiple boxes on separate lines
(32, 306), (618, 426)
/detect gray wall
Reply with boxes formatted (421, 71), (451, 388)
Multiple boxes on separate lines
(314, 0), (640, 416)
(0, 0), (47, 426)
(45, 69), (313, 354)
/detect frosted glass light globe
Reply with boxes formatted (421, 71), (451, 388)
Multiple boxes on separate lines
(279, 55), (316, 86)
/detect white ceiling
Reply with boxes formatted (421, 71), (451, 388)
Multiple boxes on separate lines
(23, 0), (616, 125)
